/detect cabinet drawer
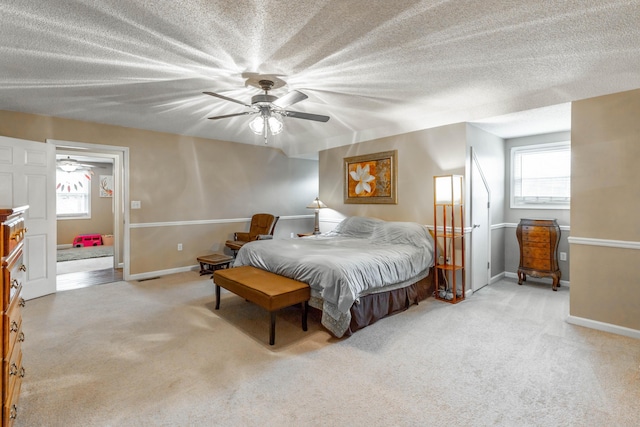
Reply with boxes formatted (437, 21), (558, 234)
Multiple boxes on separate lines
(1, 215), (25, 257)
(3, 366), (22, 426)
(522, 257), (551, 270)
(3, 250), (24, 308)
(4, 291), (24, 358)
(523, 246), (550, 260)
(3, 337), (23, 401)
(522, 226), (549, 242)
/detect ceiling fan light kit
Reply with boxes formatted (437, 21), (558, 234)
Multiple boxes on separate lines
(205, 77), (330, 143)
(57, 156), (95, 173)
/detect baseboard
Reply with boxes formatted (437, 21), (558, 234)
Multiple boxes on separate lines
(128, 265), (200, 281)
(566, 315), (640, 340)
(57, 244), (73, 250)
(503, 271), (569, 287)
(490, 272), (505, 284)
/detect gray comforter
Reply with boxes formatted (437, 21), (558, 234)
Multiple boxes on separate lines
(233, 217), (435, 335)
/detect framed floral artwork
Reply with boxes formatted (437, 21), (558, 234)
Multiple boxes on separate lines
(344, 150), (397, 204)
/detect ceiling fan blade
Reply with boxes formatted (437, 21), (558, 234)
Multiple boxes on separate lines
(283, 110), (330, 122)
(207, 111), (257, 120)
(272, 90), (308, 108)
(203, 91), (252, 108)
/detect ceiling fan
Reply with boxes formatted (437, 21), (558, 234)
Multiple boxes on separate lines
(56, 156), (96, 172)
(204, 79), (330, 143)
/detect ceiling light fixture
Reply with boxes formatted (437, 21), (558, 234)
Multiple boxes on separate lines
(205, 77), (330, 145)
(249, 108), (283, 139)
(59, 163), (78, 172)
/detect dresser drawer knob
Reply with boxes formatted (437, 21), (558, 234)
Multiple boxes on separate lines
(18, 332), (25, 342)
(19, 298), (26, 308)
(9, 363), (18, 376)
(10, 321), (18, 333)
(19, 264), (27, 272)
(11, 279), (20, 289)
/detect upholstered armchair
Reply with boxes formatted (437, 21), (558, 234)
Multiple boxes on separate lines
(225, 213), (279, 256)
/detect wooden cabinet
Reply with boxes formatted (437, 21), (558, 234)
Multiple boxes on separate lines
(516, 218), (561, 291)
(1, 206), (27, 426)
(433, 175), (465, 303)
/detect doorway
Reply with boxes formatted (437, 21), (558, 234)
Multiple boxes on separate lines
(50, 139), (129, 290)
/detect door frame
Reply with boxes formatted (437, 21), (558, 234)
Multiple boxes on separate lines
(48, 139), (130, 280)
(470, 147), (491, 292)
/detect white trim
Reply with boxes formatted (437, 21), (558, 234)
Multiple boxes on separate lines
(129, 214), (313, 229)
(510, 141), (571, 210)
(568, 236), (640, 250)
(490, 272), (505, 284)
(504, 271), (569, 287)
(426, 225), (473, 234)
(501, 222), (570, 232)
(48, 139), (129, 280)
(128, 265), (199, 281)
(566, 315), (640, 340)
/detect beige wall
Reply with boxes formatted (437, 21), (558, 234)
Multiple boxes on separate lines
(570, 89), (640, 331)
(57, 162), (114, 245)
(0, 110), (317, 275)
(319, 123), (467, 225)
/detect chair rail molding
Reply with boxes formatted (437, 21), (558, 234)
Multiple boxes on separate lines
(568, 236), (640, 250)
(129, 214), (313, 229)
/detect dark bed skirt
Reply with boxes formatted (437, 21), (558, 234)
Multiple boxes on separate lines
(344, 267), (438, 337)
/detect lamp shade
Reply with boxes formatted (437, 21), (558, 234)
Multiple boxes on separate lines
(268, 115), (283, 134)
(249, 115), (264, 134)
(306, 197), (327, 210)
(435, 175), (463, 204)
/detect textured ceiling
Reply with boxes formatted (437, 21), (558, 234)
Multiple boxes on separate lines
(1, 1), (639, 158)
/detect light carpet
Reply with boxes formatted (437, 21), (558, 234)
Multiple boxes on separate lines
(17, 274), (640, 426)
(56, 246), (114, 262)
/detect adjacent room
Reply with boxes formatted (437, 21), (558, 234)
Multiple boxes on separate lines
(0, 1), (638, 426)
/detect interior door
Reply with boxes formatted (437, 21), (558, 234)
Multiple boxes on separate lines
(0, 136), (57, 299)
(471, 148), (491, 292)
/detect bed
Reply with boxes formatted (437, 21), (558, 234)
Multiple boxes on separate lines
(233, 216), (436, 337)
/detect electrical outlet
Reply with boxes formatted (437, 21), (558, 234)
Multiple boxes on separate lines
(177, 243), (183, 251)
(560, 252), (567, 261)
(131, 201), (141, 209)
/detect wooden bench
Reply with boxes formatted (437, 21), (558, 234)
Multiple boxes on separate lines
(213, 266), (310, 345)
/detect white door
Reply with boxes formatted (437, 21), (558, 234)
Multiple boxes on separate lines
(0, 136), (56, 299)
(471, 149), (491, 292)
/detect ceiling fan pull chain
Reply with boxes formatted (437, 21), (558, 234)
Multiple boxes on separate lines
(263, 119), (268, 144)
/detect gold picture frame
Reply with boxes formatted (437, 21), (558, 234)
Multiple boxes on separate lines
(344, 150), (397, 204)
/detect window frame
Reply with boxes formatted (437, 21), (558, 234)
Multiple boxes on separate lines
(510, 141), (571, 210)
(56, 170), (92, 220)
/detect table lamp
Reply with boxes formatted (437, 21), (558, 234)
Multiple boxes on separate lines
(306, 197), (327, 235)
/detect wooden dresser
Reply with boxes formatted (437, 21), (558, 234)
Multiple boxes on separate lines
(1, 206), (27, 426)
(516, 218), (561, 291)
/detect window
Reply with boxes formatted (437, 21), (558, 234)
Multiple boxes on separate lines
(56, 170), (91, 219)
(511, 142), (570, 209)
